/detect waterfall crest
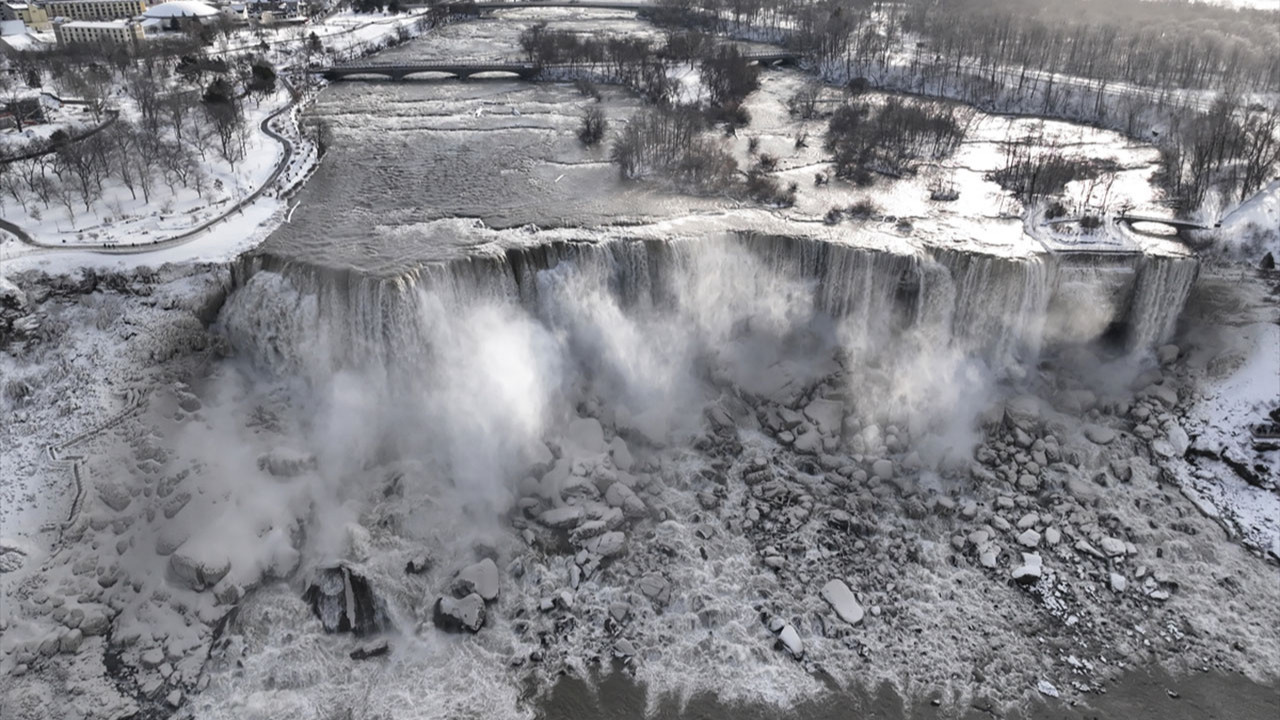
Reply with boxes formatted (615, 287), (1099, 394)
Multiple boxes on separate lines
(220, 236), (1197, 383)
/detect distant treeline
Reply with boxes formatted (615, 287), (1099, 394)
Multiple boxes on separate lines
(651, 0), (1279, 94)
(647, 0), (1280, 212)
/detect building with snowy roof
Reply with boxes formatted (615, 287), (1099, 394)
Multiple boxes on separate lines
(53, 17), (144, 44)
(42, 0), (147, 21)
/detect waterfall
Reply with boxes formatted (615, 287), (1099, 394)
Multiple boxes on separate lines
(219, 236), (1199, 385)
(1124, 253), (1199, 352)
(930, 249), (1056, 368)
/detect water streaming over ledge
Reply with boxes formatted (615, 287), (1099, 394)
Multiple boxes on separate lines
(220, 233), (1197, 383)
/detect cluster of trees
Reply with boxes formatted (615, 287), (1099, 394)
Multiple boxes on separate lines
(610, 108), (737, 192)
(652, 0), (1279, 94)
(518, 24), (760, 113)
(988, 140), (1118, 204)
(824, 97), (970, 181)
(519, 23), (677, 104)
(2, 117), (217, 222)
(1, 52), (280, 224)
(353, 0), (405, 13)
(904, 0), (1280, 96)
(649, 0), (1280, 213)
(1157, 97), (1280, 211)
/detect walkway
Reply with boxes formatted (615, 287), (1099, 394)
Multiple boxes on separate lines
(2, 82), (304, 257)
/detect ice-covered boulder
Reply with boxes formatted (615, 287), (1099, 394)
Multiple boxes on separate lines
(168, 543), (231, 591)
(433, 594), (486, 634)
(584, 531), (627, 558)
(803, 399), (843, 436)
(452, 558), (500, 602)
(1011, 553), (1042, 585)
(777, 623), (804, 658)
(872, 459), (894, 481)
(608, 437), (634, 472)
(565, 417), (605, 455)
(1083, 424), (1116, 445)
(96, 481), (132, 513)
(604, 482), (646, 518)
(820, 579), (864, 626)
(304, 565), (390, 636)
(638, 573), (671, 605)
(539, 506), (586, 529)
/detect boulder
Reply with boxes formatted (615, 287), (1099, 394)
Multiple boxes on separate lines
(1057, 390), (1097, 415)
(803, 399), (844, 435)
(1004, 395), (1042, 430)
(604, 483), (647, 518)
(433, 594), (486, 633)
(872, 459), (894, 481)
(793, 429), (822, 455)
(1011, 553), (1042, 585)
(584, 531), (627, 558)
(638, 573), (671, 605)
(1141, 384), (1178, 409)
(1099, 537), (1126, 557)
(452, 558), (500, 602)
(168, 544), (230, 591)
(304, 566), (389, 636)
(1083, 425), (1116, 446)
(777, 623), (804, 658)
(820, 579), (864, 626)
(608, 437), (634, 472)
(96, 481), (132, 513)
(608, 602), (631, 623)
(566, 417), (606, 455)
(1017, 529), (1041, 548)
(539, 506), (586, 529)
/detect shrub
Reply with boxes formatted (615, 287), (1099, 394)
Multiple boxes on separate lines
(745, 169), (795, 206)
(826, 97), (970, 178)
(574, 78), (601, 101)
(578, 107), (607, 146)
(848, 199), (879, 219)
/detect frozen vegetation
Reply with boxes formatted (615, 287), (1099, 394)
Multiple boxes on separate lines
(1, 2), (1278, 720)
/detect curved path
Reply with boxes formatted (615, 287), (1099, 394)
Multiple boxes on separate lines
(0, 109), (121, 166)
(2, 83), (304, 257)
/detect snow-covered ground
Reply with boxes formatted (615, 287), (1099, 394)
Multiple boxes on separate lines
(1, 7), (1278, 720)
(0, 10), (441, 269)
(1218, 180), (1280, 263)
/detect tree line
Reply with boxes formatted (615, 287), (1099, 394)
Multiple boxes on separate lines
(1, 54), (281, 225)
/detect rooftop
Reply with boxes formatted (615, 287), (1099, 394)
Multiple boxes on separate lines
(60, 18), (133, 27)
(142, 0), (219, 17)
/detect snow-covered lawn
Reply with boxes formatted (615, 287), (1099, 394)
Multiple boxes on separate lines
(1, 88), (290, 247)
